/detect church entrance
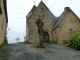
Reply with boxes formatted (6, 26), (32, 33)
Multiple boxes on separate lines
(42, 31), (49, 43)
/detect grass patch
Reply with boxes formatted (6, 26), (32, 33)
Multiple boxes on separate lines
(0, 51), (4, 60)
(37, 40), (45, 48)
(67, 32), (80, 50)
(0, 43), (8, 48)
(23, 41), (30, 44)
(50, 39), (55, 44)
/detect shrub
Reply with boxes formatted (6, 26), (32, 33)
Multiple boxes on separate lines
(0, 43), (8, 48)
(68, 32), (80, 50)
(19, 42), (22, 43)
(0, 36), (8, 48)
(0, 51), (4, 60)
(50, 39), (55, 43)
(4, 37), (8, 44)
(38, 40), (45, 48)
(23, 41), (30, 44)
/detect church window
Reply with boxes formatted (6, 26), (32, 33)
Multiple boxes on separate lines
(69, 28), (73, 34)
(69, 28), (73, 32)
(43, 15), (44, 17)
(41, 8), (43, 10)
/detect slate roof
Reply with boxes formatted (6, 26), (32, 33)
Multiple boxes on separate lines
(38, 1), (56, 18)
(27, 5), (36, 20)
(53, 7), (80, 31)
(30, 5), (36, 13)
(53, 12), (65, 30)
(27, 1), (57, 23)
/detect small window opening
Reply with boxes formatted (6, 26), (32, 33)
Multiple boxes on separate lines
(41, 8), (43, 10)
(43, 15), (44, 17)
(69, 28), (73, 32)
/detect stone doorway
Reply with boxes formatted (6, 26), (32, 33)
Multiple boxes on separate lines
(42, 31), (49, 43)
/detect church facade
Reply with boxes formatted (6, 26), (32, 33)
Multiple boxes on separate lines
(0, 0), (8, 45)
(26, 1), (80, 44)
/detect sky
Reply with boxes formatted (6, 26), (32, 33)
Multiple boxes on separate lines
(7, 0), (80, 43)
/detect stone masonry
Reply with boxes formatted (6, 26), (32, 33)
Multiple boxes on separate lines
(26, 1), (56, 43)
(0, 0), (8, 45)
(26, 1), (80, 44)
(53, 7), (80, 44)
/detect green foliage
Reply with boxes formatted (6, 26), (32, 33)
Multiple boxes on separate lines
(0, 36), (8, 48)
(50, 39), (55, 43)
(19, 42), (22, 43)
(0, 43), (8, 48)
(0, 51), (4, 60)
(39, 40), (45, 48)
(23, 41), (30, 44)
(68, 32), (80, 50)
(39, 23), (43, 29)
(0, 58), (2, 60)
(4, 37), (8, 44)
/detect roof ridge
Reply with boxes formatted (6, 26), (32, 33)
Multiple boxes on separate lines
(53, 12), (65, 30)
(36, 1), (56, 17)
(30, 5), (36, 13)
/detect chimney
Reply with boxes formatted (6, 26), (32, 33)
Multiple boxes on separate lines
(64, 7), (71, 13)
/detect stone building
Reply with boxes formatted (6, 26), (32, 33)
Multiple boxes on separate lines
(53, 7), (80, 44)
(26, 1), (56, 43)
(26, 1), (80, 44)
(0, 0), (8, 45)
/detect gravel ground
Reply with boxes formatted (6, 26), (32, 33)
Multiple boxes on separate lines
(1, 43), (80, 60)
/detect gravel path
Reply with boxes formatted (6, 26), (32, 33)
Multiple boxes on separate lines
(1, 43), (80, 60)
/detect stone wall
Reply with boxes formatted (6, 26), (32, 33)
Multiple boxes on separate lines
(0, 0), (7, 45)
(53, 7), (80, 44)
(26, 1), (56, 43)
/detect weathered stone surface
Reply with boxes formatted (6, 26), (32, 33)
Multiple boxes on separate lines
(26, 1), (80, 44)
(0, 0), (8, 45)
(53, 7), (80, 44)
(26, 1), (56, 43)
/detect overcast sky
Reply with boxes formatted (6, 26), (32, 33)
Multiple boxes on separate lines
(7, 0), (80, 43)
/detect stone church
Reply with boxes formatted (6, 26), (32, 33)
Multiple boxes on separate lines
(26, 1), (80, 44)
(0, 0), (8, 45)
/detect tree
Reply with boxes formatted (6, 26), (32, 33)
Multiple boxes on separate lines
(36, 15), (45, 48)
(16, 38), (20, 43)
(68, 32), (80, 50)
(24, 36), (26, 41)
